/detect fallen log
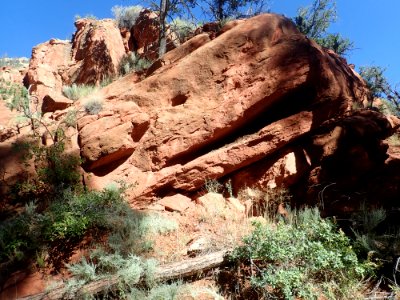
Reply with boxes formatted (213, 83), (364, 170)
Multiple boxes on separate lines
(19, 249), (231, 300)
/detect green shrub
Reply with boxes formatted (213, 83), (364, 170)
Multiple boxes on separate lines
(62, 83), (97, 101)
(0, 202), (40, 263)
(112, 5), (143, 29)
(119, 53), (152, 75)
(170, 18), (196, 42)
(64, 109), (77, 128)
(231, 207), (373, 299)
(0, 80), (27, 102)
(84, 98), (103, 115)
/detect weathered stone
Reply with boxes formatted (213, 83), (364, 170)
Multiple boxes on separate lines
(158, 194), (192, 212)
(70, 19), (126, 85)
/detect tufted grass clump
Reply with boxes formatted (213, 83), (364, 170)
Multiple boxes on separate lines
(84, 98), (103, 115)
(231, 207), (374, 299)
(62, 83), (97, 101)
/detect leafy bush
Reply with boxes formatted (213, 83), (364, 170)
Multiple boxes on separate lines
(62, 83), (97, 101)
(293, 0), (354, 56)
(84, 98), (103, 115)
(0, 202), (40, 263)
(12, 139), (81, 192)
(170, 18), (196, 42)
(119, 53), (152, 75)
(231, 207), (373, 299)
(112, 5), (143, 29)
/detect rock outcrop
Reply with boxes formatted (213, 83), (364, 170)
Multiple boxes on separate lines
(69, 19), (126, 85)
(25, 19), (127, 112)
(25, 39), (73, 111)
(3, 13), (398, 212)
(73, 13), (376, 205)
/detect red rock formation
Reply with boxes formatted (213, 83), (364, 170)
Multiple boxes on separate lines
(69, 19), (126, 85)
(4, 13), (397, 211)
(25, 19), (126, 112)
(131, 9), (178, 60)
(25, 39), (72, 111)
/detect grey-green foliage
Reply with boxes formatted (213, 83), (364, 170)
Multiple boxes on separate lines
(64, 109), (77, 128)
(0, 79), (28, 103)
(294, 0), (336, 40)
(128, 282), (182, 300)
(84, 98), (103, 115)
(170, 18), (196, 42)
(62, 83), (97, 101)
(294, 0), (354, 56)
(232, 207), (372, 299)
(207, 0), (270, 21)
(74, 14), (98, 21)
(359, 65), (400, 114)
(0, 57), (29, 68)
(351, 206), (400, 275)
(119, 53), (152, 75)
(318, 32), (354, 56)
(112, 5), (143, 29)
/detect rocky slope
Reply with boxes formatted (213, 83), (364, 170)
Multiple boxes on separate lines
(1, 12), (399, 213)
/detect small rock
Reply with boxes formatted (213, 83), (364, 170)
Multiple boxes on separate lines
(187, 237), (210, 257)
(158, 194), (192, 212)
(227, 197), (245, 213)
(197, 192), (226, 215)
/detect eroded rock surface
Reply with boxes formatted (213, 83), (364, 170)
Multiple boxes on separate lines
(4, 13), (397, 211)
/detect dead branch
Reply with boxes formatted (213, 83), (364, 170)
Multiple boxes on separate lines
(18, 249), (231, 300)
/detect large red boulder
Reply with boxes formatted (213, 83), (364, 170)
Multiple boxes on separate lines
(78, 13), (374, 203)
(69, 18), (126, 85)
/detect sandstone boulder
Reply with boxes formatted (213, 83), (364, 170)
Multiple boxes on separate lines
(78, 115), (135, 171)
(25, 19), (126, 112)
(24, 39), (72, 110)
(69, 18), (126, 85)
(81, 13), (372, 202)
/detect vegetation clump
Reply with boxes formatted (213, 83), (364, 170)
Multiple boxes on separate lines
(294, 0), (354, 56)
(84, 98), (103, 115)
(112, 5), (143, 29)
(231, 207), (373, 299)
(119, 53), (152, 75)
(62, 83), (97, 101)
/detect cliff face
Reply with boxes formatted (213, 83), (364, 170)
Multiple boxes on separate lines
(1, 13), (399, 211)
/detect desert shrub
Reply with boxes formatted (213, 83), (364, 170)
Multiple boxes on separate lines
(62, 83), (97, 101)
(293, 0), (354, 56)
(170, 18), (196, 42)
(119, 53), (152, 75)
(64, 109), (77, 128)
(351, 206), (400, 277)
(74, 14), (98, 21)
(204, 178), (224, 193)
(112, 5), (143, 29)
(0, 79), (28, 102)
(12, 138), (81, 192)
(0, 202), (40, 263)
(0, 56), (29, 68)
(84, 98), (103, 115)
(231, 207), (373, 299)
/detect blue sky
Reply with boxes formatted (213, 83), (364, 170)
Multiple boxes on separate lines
(1, 1), (399, 85)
